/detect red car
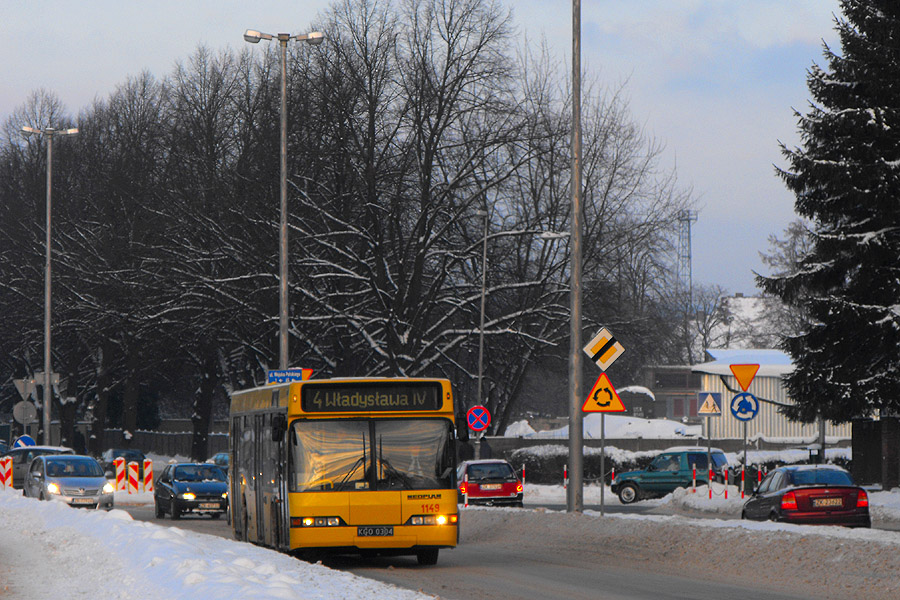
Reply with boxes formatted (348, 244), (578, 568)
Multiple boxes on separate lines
(741, 464), (870, 528)
(457, 459), (523, 507)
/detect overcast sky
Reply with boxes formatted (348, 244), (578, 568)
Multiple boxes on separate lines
(1, 0), (842, 295)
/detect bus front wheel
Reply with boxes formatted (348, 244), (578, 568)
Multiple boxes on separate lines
(416, 548), (439, 566)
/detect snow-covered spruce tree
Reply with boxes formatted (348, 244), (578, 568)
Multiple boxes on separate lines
(759, 1), (900, 422)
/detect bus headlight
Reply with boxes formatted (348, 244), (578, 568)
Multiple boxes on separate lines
(406, 514), (457, 526)
(47, 482), (61, 495)
(102, 482), (115, 494)
(292, 516), (343, 528)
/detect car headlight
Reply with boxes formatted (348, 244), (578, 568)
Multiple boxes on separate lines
(103, 482), (115, 494)
(180, 492), (196, 500)
(47, 482), (61, 495)
(221, 492), (228, 499)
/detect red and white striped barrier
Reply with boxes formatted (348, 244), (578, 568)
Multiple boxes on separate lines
(691, 464), (696, 488)
(127, 461), (139, 494)
(723, 466), (728, 500)
(563, 464), (568, 489)
(114, 457), (126, 491)
(741, 465), (746, 499)
(0, 456), (11, 489)
(143, 459), (154, 492)
(708, 468), (713, 499)
(522, 464), (525, 487)
(463, 473), (469, 507)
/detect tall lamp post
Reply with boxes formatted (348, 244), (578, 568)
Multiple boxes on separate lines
(244, 28), (324, 370)
(21, 125), (79, 445)
(569, 0), (584, 513)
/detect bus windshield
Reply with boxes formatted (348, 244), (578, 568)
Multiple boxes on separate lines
(290, 418), (453, 492)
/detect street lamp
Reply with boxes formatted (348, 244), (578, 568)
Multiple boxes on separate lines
(471, 215), (566, 458)
(244, 28), (325, 370)
(21, 125), (79, 445)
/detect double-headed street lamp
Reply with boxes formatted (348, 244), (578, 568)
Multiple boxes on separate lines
(472, 212), (568, 458)
(243, 28), (324, 370)
(21, 125), (79, 445)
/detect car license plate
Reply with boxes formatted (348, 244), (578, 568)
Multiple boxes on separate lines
(813, 497), (843, 508)
(71, 498), (94, 505)
(481, 484), (501, 490)
(199, 503), (219, 509)
(358, 526), (393, 537)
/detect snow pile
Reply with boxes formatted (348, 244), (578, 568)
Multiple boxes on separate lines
(503, 419), (536, 437)
(0, 487), (431, 599)
(522, 413), (702, 439)
(523, 482), (900, 527)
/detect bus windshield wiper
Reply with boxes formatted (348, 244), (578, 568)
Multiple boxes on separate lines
(336, 433), (368, 490)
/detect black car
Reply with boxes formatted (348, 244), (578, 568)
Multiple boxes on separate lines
(154, 462), (228, 520)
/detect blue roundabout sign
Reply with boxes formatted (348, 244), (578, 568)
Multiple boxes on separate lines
(730, 392), (759, 422)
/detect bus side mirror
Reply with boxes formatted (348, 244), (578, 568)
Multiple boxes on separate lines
(272, 414), (287, 442)
(457, 422), (469, 442)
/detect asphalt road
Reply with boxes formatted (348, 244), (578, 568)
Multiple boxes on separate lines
(123, 502), (826, 600)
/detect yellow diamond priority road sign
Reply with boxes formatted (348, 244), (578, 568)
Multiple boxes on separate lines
(583, 327), (625, 371)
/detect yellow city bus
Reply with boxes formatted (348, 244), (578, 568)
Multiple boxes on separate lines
(229, 377), (464, 565)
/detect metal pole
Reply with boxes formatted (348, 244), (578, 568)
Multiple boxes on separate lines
(600, 413), (605, 516)
(477, 210), (488, 408)
(44, 134), (53, 446)
(278, 35), (290, 370)
(567, 0), (584, 513)
(476, 210), (488, 460)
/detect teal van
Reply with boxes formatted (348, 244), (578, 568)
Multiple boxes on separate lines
(611, 447), (730, 504)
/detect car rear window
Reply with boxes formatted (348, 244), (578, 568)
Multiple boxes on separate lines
(468, 463), (515, 480)
(789, 469), (853, 486)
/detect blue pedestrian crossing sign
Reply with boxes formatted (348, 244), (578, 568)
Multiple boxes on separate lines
(697, 392), (722, 416)
(730, 392), (759, 422)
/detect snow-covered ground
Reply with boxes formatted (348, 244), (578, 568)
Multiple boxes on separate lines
(4, 477), (900, 599)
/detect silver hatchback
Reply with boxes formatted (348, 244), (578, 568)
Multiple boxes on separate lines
(23, 455), (115, 510)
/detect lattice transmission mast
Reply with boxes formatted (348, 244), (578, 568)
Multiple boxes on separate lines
(676, 210), (698, 304)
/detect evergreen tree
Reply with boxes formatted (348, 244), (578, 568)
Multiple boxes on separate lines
(759, 1), (900, 422)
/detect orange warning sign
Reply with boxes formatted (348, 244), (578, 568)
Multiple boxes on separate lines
(729, 364), (760, 392)
(582, 373), (626, 413)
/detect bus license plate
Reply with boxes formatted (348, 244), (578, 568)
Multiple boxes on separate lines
(71, 498), (94, 505)
(358, 526), (394, 537)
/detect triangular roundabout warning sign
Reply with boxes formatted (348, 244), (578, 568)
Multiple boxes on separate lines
(582, 373), (626, 413)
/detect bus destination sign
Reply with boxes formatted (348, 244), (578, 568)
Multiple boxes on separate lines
(301, 382), (444, 413)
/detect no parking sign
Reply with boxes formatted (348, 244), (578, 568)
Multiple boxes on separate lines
(466, 405), (491, 432)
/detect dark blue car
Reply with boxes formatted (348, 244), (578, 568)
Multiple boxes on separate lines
(154, 462), (228, 519)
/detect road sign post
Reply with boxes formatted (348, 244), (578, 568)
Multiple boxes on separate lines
(267, 368), (313, 384)
(697, 392), (722, 475)
(581, 371), (626, 517)
(466, 406), (491, 460)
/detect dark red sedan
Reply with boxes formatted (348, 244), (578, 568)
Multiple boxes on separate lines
(741, 464), (870, 528)
(457, 459), (523, 507)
